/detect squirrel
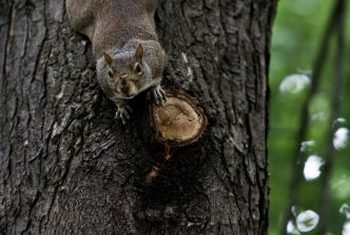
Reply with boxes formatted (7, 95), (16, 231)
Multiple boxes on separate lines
(66, 0), (166, 123)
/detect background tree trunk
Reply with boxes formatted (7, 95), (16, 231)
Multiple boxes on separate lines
(0, 0), (276, 234)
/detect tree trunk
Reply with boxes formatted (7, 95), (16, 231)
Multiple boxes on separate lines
(0, 0), (276, 234)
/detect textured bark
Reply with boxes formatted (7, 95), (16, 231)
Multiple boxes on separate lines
(0, 0), (276, 234)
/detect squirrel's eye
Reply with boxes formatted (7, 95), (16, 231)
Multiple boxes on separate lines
(134, 63), (142, 75)
(108, 71), (113, 78)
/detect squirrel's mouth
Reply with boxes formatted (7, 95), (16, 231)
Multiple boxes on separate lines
(117, 81), (138, 98)
(116, 90), (136, 99)
(124, 94), (135, 98)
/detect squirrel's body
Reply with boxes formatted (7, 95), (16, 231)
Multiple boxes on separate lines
(66, 0), (166, 123)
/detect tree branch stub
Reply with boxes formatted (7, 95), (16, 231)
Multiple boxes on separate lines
(150, 90), (207, 147)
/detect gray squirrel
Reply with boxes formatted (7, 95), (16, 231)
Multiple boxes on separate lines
(66, 0), (166, 123)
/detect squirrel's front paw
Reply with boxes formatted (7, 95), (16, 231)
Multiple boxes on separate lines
(153, 85), (166, 106)
(115, 104), (132, 124)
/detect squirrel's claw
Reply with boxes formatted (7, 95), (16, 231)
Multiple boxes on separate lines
(153, 85), (166, 106)
(115, 104), (132, 124)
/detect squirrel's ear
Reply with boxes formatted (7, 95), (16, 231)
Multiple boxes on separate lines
(135, 44), (143, 61)
(103, 51), (113, 65)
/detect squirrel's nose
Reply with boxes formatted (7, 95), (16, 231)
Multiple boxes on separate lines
(120, 74), (128, 85)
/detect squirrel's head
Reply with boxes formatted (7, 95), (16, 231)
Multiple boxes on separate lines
(103, 44), (152, 99)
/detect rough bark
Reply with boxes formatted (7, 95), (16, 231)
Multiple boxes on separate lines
(0, 0), (276, 234)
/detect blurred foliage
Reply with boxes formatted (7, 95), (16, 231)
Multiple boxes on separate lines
(269, 0), (350, 234)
